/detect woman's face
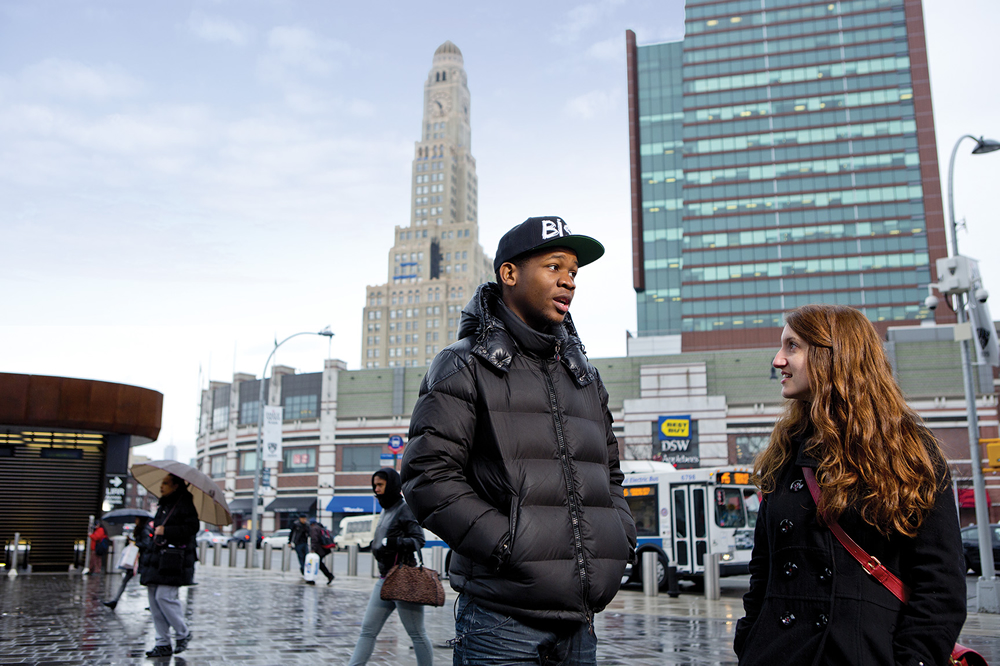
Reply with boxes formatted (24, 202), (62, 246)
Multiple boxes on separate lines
(373, 476), (387, 496)
(160, 476), (179, 497)
(773, 325), (812, 401)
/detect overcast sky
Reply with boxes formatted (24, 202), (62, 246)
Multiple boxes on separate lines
(2, 0), (998, 464)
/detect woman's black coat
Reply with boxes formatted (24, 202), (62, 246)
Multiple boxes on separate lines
(370, 499), (425, 577)
(139, 484), (200, 587)
(734, 442), (967, 666)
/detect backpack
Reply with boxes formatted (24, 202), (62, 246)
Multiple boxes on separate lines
(95, 537), (111, 556)
(317, 525), (335, 550)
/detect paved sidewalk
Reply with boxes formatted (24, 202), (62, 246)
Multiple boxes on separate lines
(1, 560), (998, 665)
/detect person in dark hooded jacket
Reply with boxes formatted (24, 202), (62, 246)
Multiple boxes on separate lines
(347, 468), (431, 666)
(402, 217), (636, 665)
(139, 473), (199, 658)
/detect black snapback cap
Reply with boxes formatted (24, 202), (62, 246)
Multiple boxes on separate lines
(493, 216), (604, 274)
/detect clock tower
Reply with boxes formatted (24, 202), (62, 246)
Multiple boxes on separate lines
(360, 41), (491, 369)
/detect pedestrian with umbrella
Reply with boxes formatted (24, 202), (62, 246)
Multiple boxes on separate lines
(99, 508), (154, 610)
(131, 460), (231, 658)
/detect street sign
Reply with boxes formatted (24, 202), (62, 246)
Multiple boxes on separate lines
(380, 454), (395, 463)
(104, 475), (126, 508)
(388, 435), (404, 453)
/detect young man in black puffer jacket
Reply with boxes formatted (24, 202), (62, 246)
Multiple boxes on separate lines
(402, 216), (636, 665)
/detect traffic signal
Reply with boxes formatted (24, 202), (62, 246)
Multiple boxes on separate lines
(984, 439), (1000, 469)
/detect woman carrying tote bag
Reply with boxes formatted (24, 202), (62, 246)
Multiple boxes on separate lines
(734, 304), (967, 666)
(347, 467), (432, 666)
(139, 473), (200, 658)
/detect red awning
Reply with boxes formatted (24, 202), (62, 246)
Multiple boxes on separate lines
(957, 488), (991, 508)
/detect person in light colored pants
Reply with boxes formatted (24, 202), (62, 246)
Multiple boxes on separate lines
(347, 578), (432, 666)
(147, 584), (189, 648)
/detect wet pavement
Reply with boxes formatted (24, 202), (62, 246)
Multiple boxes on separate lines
(1, 554), (998, 665)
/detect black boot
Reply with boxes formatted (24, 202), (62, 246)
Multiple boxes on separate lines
(102, 600), (117, 610)
(145, 645), (172, 657)
(174, 632), (192, 654)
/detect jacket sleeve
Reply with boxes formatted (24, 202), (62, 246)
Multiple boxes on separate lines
(391, 505), (427, 553)
(598, 375), (636, 553)
(401, 349), (510, 565)
(892, 472), (967, 666)
(734, 494), (769, 657)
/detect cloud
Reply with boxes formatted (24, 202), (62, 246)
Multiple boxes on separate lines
(552, 0), (626, 46)
(565, 89), (617, 119)
(18, 58), (141, 99)
(187, 12), (253, 46)
(259, 26), (354, 80)
(587, 37), (622, 62)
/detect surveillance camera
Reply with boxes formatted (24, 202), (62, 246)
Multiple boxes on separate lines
(924, 294), (939, 310)
(976, 288), (989, 303)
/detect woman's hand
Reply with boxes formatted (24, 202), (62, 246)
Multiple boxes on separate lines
(154, 526), (165, 536)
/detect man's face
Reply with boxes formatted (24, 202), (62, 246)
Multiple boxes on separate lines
(298, 516), (307, 524)
(500, 248), (578, 332)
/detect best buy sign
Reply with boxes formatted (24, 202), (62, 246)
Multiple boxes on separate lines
(658, 416), (691, 440)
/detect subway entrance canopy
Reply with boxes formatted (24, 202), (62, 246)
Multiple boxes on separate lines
(0, 373), (163, 572)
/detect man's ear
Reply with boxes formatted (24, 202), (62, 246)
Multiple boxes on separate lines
(499, 262), (518, 289)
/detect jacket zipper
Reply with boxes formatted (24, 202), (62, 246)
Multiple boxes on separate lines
(541, 350), (591, 617)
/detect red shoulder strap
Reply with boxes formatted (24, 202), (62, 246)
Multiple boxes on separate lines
(801, 467), (910, 604)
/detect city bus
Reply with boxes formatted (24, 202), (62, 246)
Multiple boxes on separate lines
(621, 461), (760, 589)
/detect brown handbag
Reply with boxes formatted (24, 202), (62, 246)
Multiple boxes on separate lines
(380, 550), (446, 607)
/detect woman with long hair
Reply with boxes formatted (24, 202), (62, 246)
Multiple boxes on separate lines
(347, 467), (432, 666)
(139, 473), (199, 658)
(734, 304), (967, 665)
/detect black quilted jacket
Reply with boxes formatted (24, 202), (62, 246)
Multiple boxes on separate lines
(401, 282), (636, 622)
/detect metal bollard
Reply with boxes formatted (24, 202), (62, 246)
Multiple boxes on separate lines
(245, 541), (256, 569)
(228, 542), (239, 568)
(371, 549), (378, 577)
(666, 563), (680, 598)
(642, 551), (659, 597)
(109, 536), (126, 573)
(431, 546), (444, 576)
(213, 542), (222, 566)
(281, 544), (292, 572)
(347, 544), (358, 577)
(262, 543), (272, 570)
(198, 541), (208, 565)
(8, 532), (19, 577)
(323, 550), (333, 576)
(704, 552), (721, 601)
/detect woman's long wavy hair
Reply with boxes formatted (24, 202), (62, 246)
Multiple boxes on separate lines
(755, 304), (945, 537)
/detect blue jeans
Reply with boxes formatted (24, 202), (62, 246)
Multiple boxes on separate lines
(452, 595), (597, 665)
(294, 542), (309, 573)
(347, 578), (433, 666)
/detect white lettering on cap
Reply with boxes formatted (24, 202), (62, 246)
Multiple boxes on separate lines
(541, 219), (572, 240)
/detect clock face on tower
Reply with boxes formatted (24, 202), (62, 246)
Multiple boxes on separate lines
(430, 91), (452, 117)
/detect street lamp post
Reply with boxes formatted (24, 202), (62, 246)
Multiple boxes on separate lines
(249, 327), (334, 566)
(945, 134), (1000, 613)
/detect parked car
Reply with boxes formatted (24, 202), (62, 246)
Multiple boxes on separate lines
(228, 529), (262, 549)
(261, 529), (291, 549)
(196, 529), (227, 546)
(961, 524), (1000, 575)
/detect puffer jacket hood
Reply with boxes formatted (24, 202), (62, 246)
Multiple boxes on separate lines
(458, 282), (596, 387)
(402, 282), (636, 623)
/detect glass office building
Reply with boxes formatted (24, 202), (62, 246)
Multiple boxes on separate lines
(627, 0), (953, 351)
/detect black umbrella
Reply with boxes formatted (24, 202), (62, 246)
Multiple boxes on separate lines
(100, 508), (155, 524)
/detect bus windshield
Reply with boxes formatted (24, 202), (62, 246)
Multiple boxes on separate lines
(624, 485), (659, 537)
